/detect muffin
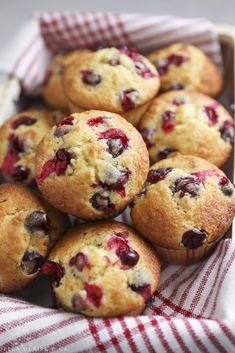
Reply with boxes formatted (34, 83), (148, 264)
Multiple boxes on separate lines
(0, 109), (54, 185)
(0, 183), (69, 293)
(62, 47), (160, 114)
(42, 50), (90, 111)
(41, 221), (160, 317)
(138, 90), (234, 166)
(147, 44), (223, 97)
(35, 110), (149, 219)
(131, 155), (235, 265)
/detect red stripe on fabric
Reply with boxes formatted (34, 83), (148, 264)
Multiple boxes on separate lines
(209, 248), (235, 317)
(21, 43), (44, 85)
(115, 14), (132, 46)
(150, 317), (174, 353)
(157, 266), (186, 292)
(188, 242), (226, 315)
(0, 305), (35, 314)
(12, 33), (40, 74)
(103, 13), (121, 47)
(198, 242), (228, 317)
(157, 262), (202, 315)
(1, 316), (80, 352)
(174, 243), (225, 316)
(0, 296), (34, 305)
(118, 317), (140, 353)
(216, 320), (235, 347)
(168, 320), (191, 353)
(199, 320), (228, 353)
(94, 14), (112, 47)
(183, 319), (210, 353)
(88, 319), (106, 352)
(127, 17), (172, 36)
(135, 317), (155, 353)
(104, 319), (124, 353)
(37, 321), (104, 353)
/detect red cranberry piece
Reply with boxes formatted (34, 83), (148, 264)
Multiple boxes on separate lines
(156, 54), (188, 76)
(158, 147), (177, 160)
(220, 120), (234, 145)
(21, 251), (44, 275)
(218, 176), (234, 197)
(87, 117), (105, 127)
(99, 128), (129, 157)
(36, 149), (73, 185)
(56, 115), (74, 127)
(107, 169), (131, 198)
(25, 211), (50, 235)
(11, 116), (37, 130)
(171, 176), (201, 198)
(11, 165), (30, 181)
(119, 46), (140, 61)
(80, 70), (101, 85)
(147, 168), (172, 184)
(192, 170), (219, 183)
(172, 98), (186, 106)
(203, 106), (218, 126)
(120, 89), (140, 111)
(85, 282), (103, 307)
(72, 294), (87, 312)
(69, 252), (91, 271)
(162, 111), (175, 133)
(116, 244), (139, 268)
(115, 231), (129, 239)
(140, 127), (156, 149)
(41, 260), (64, 286)
(170, 83), (185, 90)
(90, 193), (115, 212)
(2, 134), (25, 177)
(182, 228), (207, 249)
(130, 284), (151, 302)
(54, 125), (73, 137)
(106, 138), (124, 158)
(134, 61), (154, 79)
(8, 133), (25, 153)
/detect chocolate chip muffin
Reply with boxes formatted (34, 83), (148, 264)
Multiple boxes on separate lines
(0, 109), (54, 185)
(41, 221), (160, 317)
(147, 44), (223, 97)
(131, 155), (235, 265)
(35, 110), (149, 219)
(62, 47), (160, 114)
(138, 90), (234, 166)
(42, 50), (90, 111)
(0, 183), (69, 293)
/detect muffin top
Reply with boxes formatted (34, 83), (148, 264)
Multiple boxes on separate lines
(0, 109), (54, 185)
(35, 110), (149, 219)
(138, 90), (234, 166)
(147, 44), (223, 97)
(131, 155), (235, 250)
(0, 183), (69, 293)
(62, 47), (160, 113)
(42, 221), (160, 317)
(42, 50), (90, 110)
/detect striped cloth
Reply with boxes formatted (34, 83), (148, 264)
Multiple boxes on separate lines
(0, 11), (222, 93)
(0, 11), (234, 353)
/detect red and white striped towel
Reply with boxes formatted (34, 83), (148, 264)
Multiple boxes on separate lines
(0, 11), (234, 353)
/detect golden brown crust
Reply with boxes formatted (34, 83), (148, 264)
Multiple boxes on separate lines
(48, 221), (161, 317)
(131, 155), (235, 253)
(62, 47), (160, 113)
(0, 184), (69, 293)
(35, 110), (149, 219)
(138, 90), (233, 166)
(147, 43), (223, 97)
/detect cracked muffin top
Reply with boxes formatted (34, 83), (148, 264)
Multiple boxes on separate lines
(138, 90), (234, 166)
(147, 43), (223, 97)
(0, 183), (69, 293)
(0, 109), (54, 185)
(41, 221), (160, 317)
(35, 110), (149, 219)
(131, 155), (235, 251)
(62, 47), (160, 113)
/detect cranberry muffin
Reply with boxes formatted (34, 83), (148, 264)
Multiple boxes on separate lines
(138, 90), (234, 166)
(131, 155), (235, 265)
(42, 50), (90, 111)
(0, 183), (69, 293)
(35, 110), (149, 219)
(0, 109), (54, 185)
(147, 44), (223, 97)
(62, 47), (160, 114)
(41, 221), (160, 317)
